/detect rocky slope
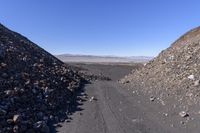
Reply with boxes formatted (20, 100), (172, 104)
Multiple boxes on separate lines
(0, 23), (84, 133)
(123, 26), (200, 106)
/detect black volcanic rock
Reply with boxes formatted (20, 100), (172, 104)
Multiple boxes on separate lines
(0, 23), (84, 133)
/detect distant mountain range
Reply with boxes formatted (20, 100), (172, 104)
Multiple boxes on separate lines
(55, 54), (154, 63)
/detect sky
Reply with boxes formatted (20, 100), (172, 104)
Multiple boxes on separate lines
(0, 0), (200, 56)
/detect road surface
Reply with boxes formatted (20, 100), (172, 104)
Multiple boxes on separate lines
(55, 64), (190, 133)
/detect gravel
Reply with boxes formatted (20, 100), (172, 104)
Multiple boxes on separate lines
(123, 26), (200, 106)
(179, 111), (189, 118)
(0, 23), (85, 132)
(121, 26), (200, 126)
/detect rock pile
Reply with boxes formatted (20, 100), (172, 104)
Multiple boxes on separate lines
(0, 23), (84, 132)
(123, 26), (200, 105)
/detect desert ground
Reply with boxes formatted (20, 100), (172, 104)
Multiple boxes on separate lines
(2, 23), (200, 133)
(52, 63), (200, 133)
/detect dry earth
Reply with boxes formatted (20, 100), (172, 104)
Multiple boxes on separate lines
(54, 63), (200, 133)
(2, 23), (200, 133)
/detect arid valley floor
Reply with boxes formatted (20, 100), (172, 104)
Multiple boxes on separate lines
(2, 23), (200, 133)
(53, 63), (200, 133)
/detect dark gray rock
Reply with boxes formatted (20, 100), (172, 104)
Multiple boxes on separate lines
(0, 23), (85, 132)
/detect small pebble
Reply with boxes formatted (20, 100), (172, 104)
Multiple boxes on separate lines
(179, 111), (189, 118)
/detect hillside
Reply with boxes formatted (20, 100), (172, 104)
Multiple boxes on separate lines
(123, 26), (200, 106)
(0, 23), (84, 133)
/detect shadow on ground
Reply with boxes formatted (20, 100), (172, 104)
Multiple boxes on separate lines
(49, 81), (89, 133)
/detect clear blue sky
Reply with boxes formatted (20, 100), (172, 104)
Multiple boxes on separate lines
(0, 0), (200, 56)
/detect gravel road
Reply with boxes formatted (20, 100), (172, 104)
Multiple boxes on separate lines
(54, 64), (194, 133)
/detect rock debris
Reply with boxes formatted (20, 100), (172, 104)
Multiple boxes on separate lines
(123, 26), (200, 106)
(0, 23), (85, 133)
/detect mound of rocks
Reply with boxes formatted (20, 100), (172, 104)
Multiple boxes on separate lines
(123, 26), (200, 105)
(0, 23), (84, 133)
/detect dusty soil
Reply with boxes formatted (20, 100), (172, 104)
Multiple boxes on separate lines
(53, 63), (200, 133)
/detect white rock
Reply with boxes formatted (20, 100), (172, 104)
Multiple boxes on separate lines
(161, 100), (166, 106)
(150, 96), (156, 102)
(168, 55), (174, 61)
(132, 119), (137, 122)
(186, 92), (193, 97)
(188, 75), (195, 80)
(163, 113), (168, 117)
(194, 80), (200, 86)
(89, 96), (95, 102)
(13, 114), (21, 123)
(179, 111), (189, 118)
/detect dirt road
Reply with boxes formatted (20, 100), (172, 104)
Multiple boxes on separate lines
(54, 64), (191, 133)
